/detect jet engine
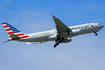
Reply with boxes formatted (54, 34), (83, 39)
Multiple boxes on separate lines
(61, 38), (72, 43)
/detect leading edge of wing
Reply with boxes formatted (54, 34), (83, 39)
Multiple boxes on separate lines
(52, 15), (71, 35)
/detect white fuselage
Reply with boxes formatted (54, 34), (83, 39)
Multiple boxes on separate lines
(17, 23), (104, 42)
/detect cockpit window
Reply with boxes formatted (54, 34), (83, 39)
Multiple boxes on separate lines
(99, 24), (101, 25)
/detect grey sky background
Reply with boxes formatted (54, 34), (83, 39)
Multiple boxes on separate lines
(0, 0), (105, 70)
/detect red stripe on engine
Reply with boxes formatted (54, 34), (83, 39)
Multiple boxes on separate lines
(20, 36), (29, 39)
(3, 25), (8, 28)
(2, 23), (5, 25)
(6, 29), (11, 31)
(16, 34), (24, 36)
(8, 32), (14, 34)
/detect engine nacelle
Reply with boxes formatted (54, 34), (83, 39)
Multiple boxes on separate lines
(61, 38), (72, 43)
(69, 29), (81, 35)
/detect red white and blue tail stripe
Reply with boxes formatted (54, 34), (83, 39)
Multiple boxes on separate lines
(2, 22), (29, 39)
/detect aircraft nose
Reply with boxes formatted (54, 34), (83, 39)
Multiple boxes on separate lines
(102, 25), (104, 28)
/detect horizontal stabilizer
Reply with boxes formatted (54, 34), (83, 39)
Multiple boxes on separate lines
(4, 40), (11, 43)
(10, 34), (20, 39)
(4, 38), (12, 43)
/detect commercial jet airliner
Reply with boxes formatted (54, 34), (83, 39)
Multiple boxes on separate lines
(2, 15), (104, 47)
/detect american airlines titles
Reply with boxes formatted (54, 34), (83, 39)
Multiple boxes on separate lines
(71, 25), (90, 30)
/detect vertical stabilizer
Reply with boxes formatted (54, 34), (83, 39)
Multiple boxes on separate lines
(1, 22), (29, 39)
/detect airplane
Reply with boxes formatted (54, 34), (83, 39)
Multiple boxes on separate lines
(1, 15), (104, 47)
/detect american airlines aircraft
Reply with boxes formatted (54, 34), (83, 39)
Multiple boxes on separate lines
(2, 15), (104, 47)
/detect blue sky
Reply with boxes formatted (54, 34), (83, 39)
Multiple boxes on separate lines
(0, 0), (105, 70)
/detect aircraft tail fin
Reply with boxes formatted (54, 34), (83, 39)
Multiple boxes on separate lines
(2, 22), (29, 39)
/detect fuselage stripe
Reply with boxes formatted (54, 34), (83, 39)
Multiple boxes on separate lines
(16, 34), (25, 36)
(20, 36), (29, 39)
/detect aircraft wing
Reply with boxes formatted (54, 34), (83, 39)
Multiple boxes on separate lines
(26, 42), (40, 44)
(52, 15), (71, 36)
(26, 41), (49, 44)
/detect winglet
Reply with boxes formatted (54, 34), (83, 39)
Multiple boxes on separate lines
(52, 15), (55, 18)
(52, 15), (57, 19)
